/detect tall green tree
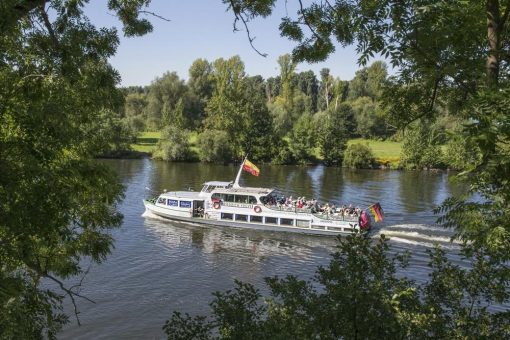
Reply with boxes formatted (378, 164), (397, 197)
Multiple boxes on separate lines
(205, 56), (246, 156)
(239, 76), (279, 161)
(146, 72), (189, 129)
(288, 113), (316, 164)
(188, 58), (214, 127)
(317, 68), (333, 111)
(315, 104), (350, 166)
(0, 0), (154, 336)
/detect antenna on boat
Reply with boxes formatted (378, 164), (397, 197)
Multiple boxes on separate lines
(233, 155), (248, 188)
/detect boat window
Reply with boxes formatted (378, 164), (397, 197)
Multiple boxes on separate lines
(201, 185), (208, 192)
(328, 227), (343, 232)
(205, 185), (216, 193)
(235, 214), (248, 222)
(157, 197), (166, 205)
(234, 195), (248, 203)
(211, 193), (222, 201)
(167, 199), (178, 206)
(179, 201), (192, 208)
(312, 225), (326, 230)
(343, 228), (353, 233)
(265, 217), (278, 224)
(248, 196), (257, 204)
(225, 194), (235, 202)
(280, 218), (294, 226)
(296, 220), (309, 228)
(250, 215), (263, 223)
(221, 213), (233, 220)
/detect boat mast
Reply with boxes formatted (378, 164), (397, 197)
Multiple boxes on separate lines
(233, 155), (248, 188)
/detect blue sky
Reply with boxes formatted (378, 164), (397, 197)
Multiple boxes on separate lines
(86, 1), (371, 87)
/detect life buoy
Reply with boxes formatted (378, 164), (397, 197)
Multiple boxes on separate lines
(213, 202), (221, 209)
(253, 205), (262, 213)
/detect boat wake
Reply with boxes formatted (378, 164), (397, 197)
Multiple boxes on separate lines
(372, 223), (460, 248)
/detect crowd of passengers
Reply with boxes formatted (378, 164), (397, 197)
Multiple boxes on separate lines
(262, 195), (362, 217)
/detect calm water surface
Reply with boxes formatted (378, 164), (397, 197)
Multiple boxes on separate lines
(60, 159), (470, 339)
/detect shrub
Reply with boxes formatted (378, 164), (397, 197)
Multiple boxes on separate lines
(343, 143), (375, 169)
(153, 125), (193, 161)
(399, 121), (444, 169)
(196, 129), (233, 163)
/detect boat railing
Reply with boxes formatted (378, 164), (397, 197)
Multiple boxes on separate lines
(312, 213), (359, 222)
(263, 205), (312, 214)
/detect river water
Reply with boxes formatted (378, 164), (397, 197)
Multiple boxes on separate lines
(60, 159), (470, 339)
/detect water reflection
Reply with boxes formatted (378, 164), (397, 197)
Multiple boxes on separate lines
(398, 171), (443, 213)
(143, 216), (337, 260)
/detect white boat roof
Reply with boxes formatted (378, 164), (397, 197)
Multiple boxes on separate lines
(204, 181), (232, 186)
(215, 186), (273, 195)
(160, 191), (201, 199)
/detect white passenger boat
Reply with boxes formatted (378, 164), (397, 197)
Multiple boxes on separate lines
(143, 159), (381, 236)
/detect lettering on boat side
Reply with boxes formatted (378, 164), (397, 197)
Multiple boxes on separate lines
(179, 201), (192, 208)
(222, 202), (253, 209)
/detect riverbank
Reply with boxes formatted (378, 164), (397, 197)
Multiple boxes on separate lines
(129, 131), (403, 167)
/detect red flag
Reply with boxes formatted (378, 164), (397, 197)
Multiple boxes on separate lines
(242, 159), (260, 176)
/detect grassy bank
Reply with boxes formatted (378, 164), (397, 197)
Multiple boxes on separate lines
(131, 131), (161, 153)
(131, 132), (402, 166)
(347, 138), (402, 167)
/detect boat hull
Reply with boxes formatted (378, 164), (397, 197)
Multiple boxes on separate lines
(143, 201), (365, 236)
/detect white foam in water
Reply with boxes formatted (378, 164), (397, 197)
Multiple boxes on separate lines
(372, 223), (461, 248)
(383, 223), (450, 232)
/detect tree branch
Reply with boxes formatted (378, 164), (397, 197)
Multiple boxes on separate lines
(45, 273), (95, 326)
(228, 0), (268, 57)
(298, 0), (322, 42)
(38, 4), (60, 51)
(139, 10), (171, 22)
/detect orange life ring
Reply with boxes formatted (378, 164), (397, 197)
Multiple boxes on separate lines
(253, 205), (262, 213)
(213, 202), (221, 209)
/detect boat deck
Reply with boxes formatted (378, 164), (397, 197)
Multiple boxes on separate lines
(160, 191), (202, 199)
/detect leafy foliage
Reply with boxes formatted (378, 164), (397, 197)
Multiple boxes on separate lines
(164, 235), (510, 339)
(196, 129), (233, 163)
(315, 104), (350, 166)
(343, 143), (375, 169)
(0, 0), (153, 335)
(400, 121), (445, 169)
(153, 126), (193, 161)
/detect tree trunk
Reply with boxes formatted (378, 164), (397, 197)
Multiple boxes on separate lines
(486, 0), (501, 87)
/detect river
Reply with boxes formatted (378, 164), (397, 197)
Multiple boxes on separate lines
(60, 159), (470, 339)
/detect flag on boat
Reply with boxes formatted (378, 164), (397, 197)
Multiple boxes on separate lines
(242, 159), (260, 176)
(369, 203), (384, 222)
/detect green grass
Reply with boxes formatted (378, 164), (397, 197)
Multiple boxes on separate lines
(131, 131), (402, 165)
(347, 138), (402, 158)
(131, 131), (161, 154)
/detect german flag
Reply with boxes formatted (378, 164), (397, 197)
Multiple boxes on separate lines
(369, 203), (384, 222)
(242, 159), (260, 176)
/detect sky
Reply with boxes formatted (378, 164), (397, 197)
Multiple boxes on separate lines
(85, 1), (371, 87)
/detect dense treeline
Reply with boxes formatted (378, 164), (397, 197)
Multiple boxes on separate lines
(115, 56), (473, 169)
(117, 57), (393, 165)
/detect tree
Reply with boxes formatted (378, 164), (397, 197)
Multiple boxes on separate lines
(146, 72), (189, 129)
(317, 68), (333, 111)
(288, 113), (316, 164)
(400, 120), (444, 169)
(1, 0), (154, 336)
(153, 125), (193, 161)
(205, 56), (246, 156)
(164, 233), (510, 339)
(196, 130), (233, 163)
(239, 76), (279, 161)
(343, 143), (376, 169)
(188, 58), (214, 127)
(294, 70), (319, 113)
(315, 105), (350, 166)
